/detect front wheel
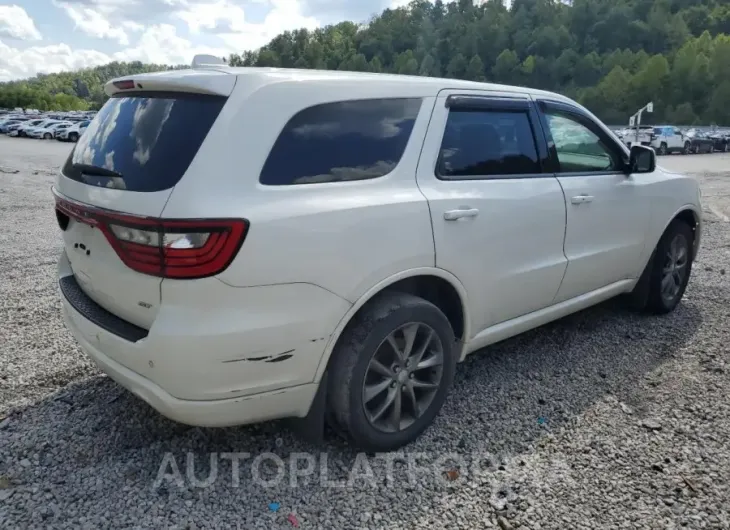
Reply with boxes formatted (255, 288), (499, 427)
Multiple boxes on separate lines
(659, 142), (668, 156)
(683, 142), (691, 155)
(44, 133), (51, 140)
(68, 133), (79, 142)
(641, 220), (694, 314)
(327, 292), (456, 452)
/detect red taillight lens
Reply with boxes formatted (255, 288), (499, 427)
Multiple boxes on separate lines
(53, 191), (248, 279)
(113, 79), (136, 90)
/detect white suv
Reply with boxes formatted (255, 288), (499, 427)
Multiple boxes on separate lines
(56, 120), (90, 142)
(54, 62), (702, 451)
(651, 126), (690, 155)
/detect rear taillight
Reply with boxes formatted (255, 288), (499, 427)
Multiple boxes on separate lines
(113, 79), (136, 90)
(53, 189), (248, 279)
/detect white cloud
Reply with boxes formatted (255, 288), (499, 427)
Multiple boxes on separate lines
(55, 1), (130, 45)
(213, 0), (320, 52)
(0, 0), (339, 81)
(0, 4), (42, 40)
(121, 20), (145, 32)
(176, 0), (247, 33)
(0, 39), (111, 82)
(112, 24), (229, 66)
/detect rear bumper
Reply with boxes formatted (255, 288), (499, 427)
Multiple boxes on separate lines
(57, 250), (350, 426)
(62, 298), (319, 426)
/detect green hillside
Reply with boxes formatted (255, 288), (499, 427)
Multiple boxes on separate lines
(2, 0), (730, 125)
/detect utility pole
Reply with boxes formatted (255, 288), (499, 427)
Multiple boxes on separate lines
(631, 102), (654, 144)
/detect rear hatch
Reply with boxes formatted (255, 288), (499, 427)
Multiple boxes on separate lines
(54, 69), (236, 329)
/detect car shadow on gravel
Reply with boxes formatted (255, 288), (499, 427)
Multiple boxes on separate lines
(0, 298), (702, 524)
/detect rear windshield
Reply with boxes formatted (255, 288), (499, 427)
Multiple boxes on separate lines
(62, 93), (226, 192)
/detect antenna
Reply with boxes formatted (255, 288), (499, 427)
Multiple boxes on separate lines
(191, 54), (227, 68)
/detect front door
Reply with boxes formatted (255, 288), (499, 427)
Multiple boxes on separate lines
(535, 99), (652, 303)
(415, 90), (568, 337)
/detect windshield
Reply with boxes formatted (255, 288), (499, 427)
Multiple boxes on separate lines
(62, 93), (226, 192)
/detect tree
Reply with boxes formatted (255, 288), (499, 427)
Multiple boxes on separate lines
(446, 53), (467, 79)
(419, 54), (441, 77)
(492, 49), (519, 84)
(465, 54), (485, 81)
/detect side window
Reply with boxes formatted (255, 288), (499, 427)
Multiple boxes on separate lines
(437, 109), (541, 178)
(259, 98), (422, 185)
(544, 111), (621, 173)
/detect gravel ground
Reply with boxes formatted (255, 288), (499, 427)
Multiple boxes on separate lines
(1, 136), (729, 529)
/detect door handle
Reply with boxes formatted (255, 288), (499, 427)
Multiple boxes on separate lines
(444, 208), (479, 221)
(570, 195), (594, 205)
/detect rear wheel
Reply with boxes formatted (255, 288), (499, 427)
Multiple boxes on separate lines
(44, 133), (51, 140)
(683, 142), (691, 154)
(639, 220), (694, 314)
(327, 291), (456, 451)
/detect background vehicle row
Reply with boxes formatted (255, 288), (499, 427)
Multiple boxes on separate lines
(615, 125), (729, 155)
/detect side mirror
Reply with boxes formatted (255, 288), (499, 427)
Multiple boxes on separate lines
(627, 144), (655, 174)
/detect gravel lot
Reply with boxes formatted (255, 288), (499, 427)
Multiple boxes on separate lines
(1, 136), (729, 529)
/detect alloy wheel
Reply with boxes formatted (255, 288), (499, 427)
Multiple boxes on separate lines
(661, 234), (689, 303)
(361, 322), (444, 433)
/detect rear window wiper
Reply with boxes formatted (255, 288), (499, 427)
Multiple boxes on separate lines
(73, 163), (123, 179)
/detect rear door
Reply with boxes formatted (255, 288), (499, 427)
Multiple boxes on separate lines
(535, 99), (651, 303)
(54, 73), (234, 328)
(416, 90), (567, 336)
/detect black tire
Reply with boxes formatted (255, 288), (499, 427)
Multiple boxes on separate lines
(44, 133), (51, 140)
(659, 142), (668, 156)
(683, 142), (691, 154)
(69, 133), (78, 142)
(327, 291), (456, 452)
(724, 142), (729, 153)
(18, 130), (26, 138)
(639, 220), (694, 314)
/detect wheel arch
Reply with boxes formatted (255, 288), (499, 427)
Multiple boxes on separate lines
(313, 267), (471, 382)
(658, 205), (701, 261)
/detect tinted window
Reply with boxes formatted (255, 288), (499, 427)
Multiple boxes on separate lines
(260, 98), (421, 185)
(545, 112), (620, 173)
(62, 93), (226, 192)
(437, 109), (540, 178)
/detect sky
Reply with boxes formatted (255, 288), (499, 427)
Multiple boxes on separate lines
(0, 0), (415, 82)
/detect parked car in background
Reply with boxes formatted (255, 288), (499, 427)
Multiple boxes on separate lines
(14, 118), (48, 137)
(7, 120), (37, 136)
(57, 120), (90, 142)
(53, 64), (702, 450)
(52, 123), (73, 138)
(650, 126), (690, 155)
(30, 122), (72, 139)
(622, 125), (654, 148)
(709, 131), (729, 152)
(26, 120), (62, 138)
(0, 118), (27, 133)
(685, 129), (715, 154)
